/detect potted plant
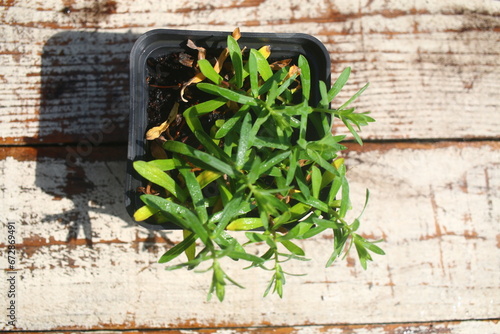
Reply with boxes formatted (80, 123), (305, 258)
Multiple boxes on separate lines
(125, 28), (384, 301)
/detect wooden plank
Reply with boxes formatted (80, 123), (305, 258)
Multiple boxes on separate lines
(11, 319), (500, 333)
(0, 1), (499, 144)
(0, 142), (498, 330)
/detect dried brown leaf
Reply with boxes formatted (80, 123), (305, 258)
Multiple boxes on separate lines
(270, 58), (292, 70)
(232, 27), (241, 40)
(145, 103), (179, 140)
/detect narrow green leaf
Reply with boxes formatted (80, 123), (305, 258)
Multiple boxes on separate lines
(226, 217), (263, 231)
(197, 59), (223, 85)
(184, 98), (227, 132)
(148, 159), (176, 171)
(248, 50), (259, 98)
(259, 151), (291, 176)
(285, 148), (298, 186)
(252, 136), (289, 150)
(339, 82), (369, 110)
(298, 55), (311, 101)
(133, 205), (159, 221)
(141, 194), (210, 245)
(133, 161), (187, 202)
(339, 176), (350, 218)
(328, 67), (351, 102)
(177, 161), (208, 223)
(214, 191), (245, 236)
(259, 67), (288, 97)
(311, 165), (322, 199)
(163, 141), (236, 178)
(183, 229), (196, 261)
(252, 48), (273, 81)
(196, 170), (222, 189)
(198, 83), (258, 106)
(236, 112), (252, 169)
(158, 231), (198, 263)
(341, 117), (363, 145)
(318, 80), (329, 108)
(215, 104), (250, 139)
(281, 240), (305, 256)
(227, 251), (265, 263)
(244, 232), (271, 244)
(194, 130), (232, 164)
(227, 35), (244, 89)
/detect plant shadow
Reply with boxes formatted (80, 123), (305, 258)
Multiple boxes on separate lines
(37, 30), (140, 247)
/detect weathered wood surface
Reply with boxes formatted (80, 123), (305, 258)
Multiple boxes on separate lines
(0, 0), (499, 145)
(1, 142), (499, 331)
(1, 0), (499, 332)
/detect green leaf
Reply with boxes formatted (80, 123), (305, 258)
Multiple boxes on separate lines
(292, 193), (329, 212)
(285, 148), (298, 186)
(184, 98), (227, 132)
(214, 191), (245, 236)
(281, 240), (305, 256)
(339, 176), (350, 218)
(177, 160), (208, 223)
(141, 194), (210, 245)
(318, 80), (329, 108)
(227, 251), (265, 264)
(198, 83), (258, 106)
(226, 217), (263, 231)
(248, 49), (259, 98)
(341, 117), (363, 146)
(259, 151), (291, 176)
(305, 148), (338, 176)
(158, 231), (198, 263)
(252, 48), (273, 81)
(307, 134), (346, 161)
(194, 130), (232, 165)
(227, 35), (244, 89)
(236, 112), (252, 169)
(196, 170), (222, 189)
(163, 141), (237, 178)
(148, 159), (176, 171)
(298, 55), (311, 101)
(339, 82), (369, 110)
(215, 104), (250, 139)
(310, 165), (322, 199)
(183, 229), (196, 261)
(133, 205), (159, 221)
(197, 58), (223, 85)
(259, 67), (288, 96)
(244, 232), (271, 244)
(133, 161), (187, 202)
(328, 67), (351, 102)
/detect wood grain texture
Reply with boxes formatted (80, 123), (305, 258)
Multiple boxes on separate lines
(1, 142), (498, 331)
(10, 320), (500, 334)
(0, 0), (499, 144)
(1, 0), (499, 332)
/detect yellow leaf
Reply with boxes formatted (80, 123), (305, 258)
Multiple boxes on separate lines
(133, 205), (158, 221)
(226, 218), (263, 231)
(334, 158), (345, 169)
(258, 45), (271, 59)
(145, 103), (179, 140)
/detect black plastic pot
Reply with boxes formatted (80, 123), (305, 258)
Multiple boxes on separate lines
(125, 29), (331, 230)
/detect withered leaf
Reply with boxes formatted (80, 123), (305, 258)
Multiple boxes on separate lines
(145, 103), (179, 140)
(270, 58), (292, 70)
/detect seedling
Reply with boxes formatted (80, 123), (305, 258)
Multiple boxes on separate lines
(132, 29), (384, 301)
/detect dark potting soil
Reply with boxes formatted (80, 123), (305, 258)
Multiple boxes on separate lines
(145, 50), (227, 150)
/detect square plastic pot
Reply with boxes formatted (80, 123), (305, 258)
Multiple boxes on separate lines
(125, 29), (331, 230)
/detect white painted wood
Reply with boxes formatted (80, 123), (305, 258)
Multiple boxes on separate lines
(0, 0), (499, 143)
(0, 143), (498, 330)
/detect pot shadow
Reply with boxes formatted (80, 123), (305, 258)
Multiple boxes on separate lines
(36, 30), (143, 247)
